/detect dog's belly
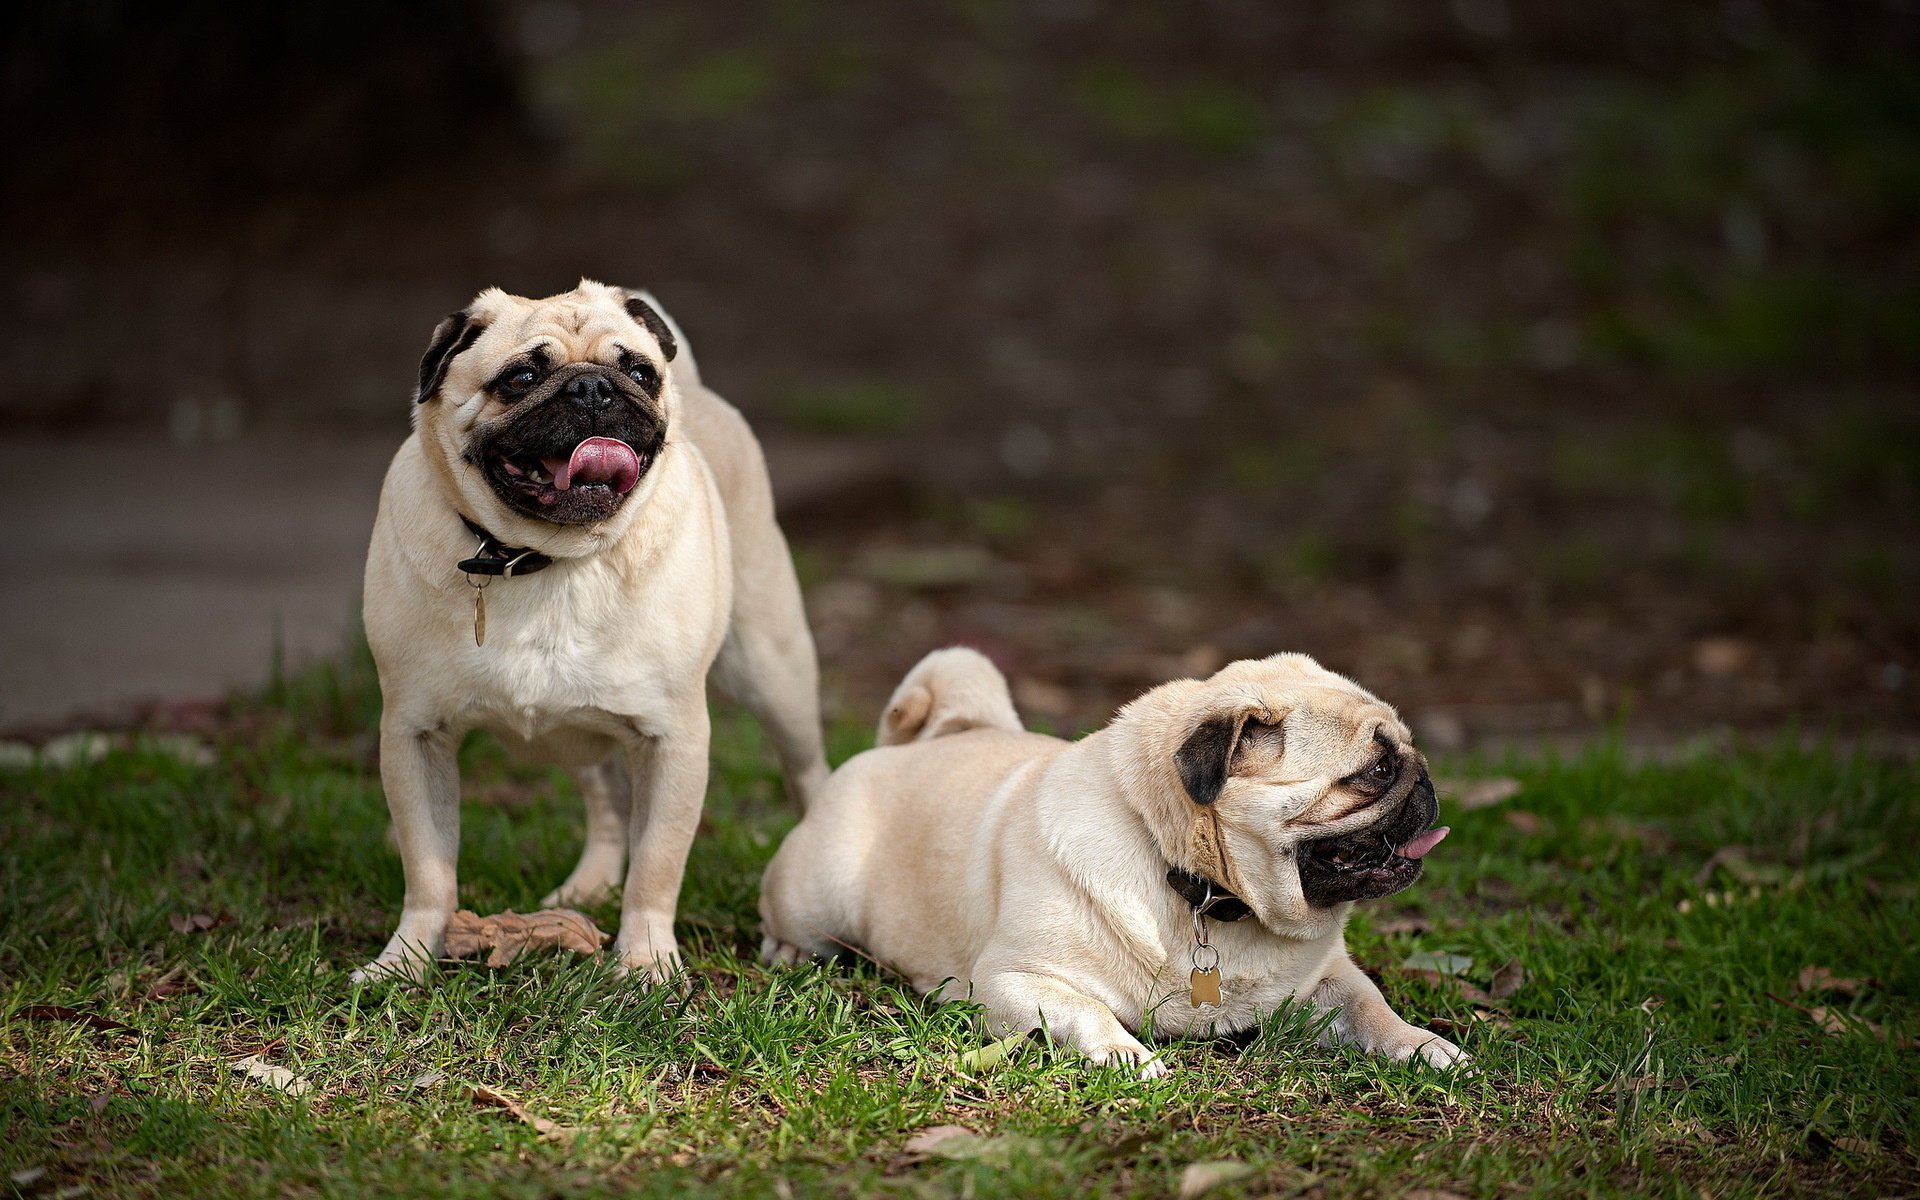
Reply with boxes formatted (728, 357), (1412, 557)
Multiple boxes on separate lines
(481, 719), (623, 769)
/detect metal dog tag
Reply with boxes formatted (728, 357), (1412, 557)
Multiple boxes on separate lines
(472, 587), (487, 647)
(1190, 966), (1222, 1007)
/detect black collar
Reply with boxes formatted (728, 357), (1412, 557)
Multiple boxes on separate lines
(1165, 866), (1252, 922)
(457, 516), (554, 577)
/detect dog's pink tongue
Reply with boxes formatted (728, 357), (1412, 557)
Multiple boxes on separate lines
(543, 437), (641, 493)
(1396, 826), (1450, 860)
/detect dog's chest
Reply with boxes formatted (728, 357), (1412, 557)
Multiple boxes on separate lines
(1144, 938), (1336, 1037)
(449, 568), (683, 737)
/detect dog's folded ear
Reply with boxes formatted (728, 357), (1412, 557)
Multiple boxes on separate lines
(878, 685), (934, 746)
(415, 309), (487, 404)
(622, 293), (679, 362)
(1175, 707), (1284, 806)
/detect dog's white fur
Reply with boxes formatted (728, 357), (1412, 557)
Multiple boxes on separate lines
(760, 649), (1465, 1077)
(359, 280), (827, 984)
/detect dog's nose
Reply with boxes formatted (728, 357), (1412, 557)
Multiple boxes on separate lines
(564, 373), (616, 410)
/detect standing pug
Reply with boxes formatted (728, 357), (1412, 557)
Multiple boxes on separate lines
(358, 280), (827, 984)
(761, 651), (1464, 1075)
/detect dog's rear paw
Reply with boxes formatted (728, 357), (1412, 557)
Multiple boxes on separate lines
(759, 936), (808, 966)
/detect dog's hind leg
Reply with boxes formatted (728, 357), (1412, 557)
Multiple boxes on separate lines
(543, 757), (630, 908)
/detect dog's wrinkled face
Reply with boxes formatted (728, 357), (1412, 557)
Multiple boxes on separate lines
(1164, 654), (1444, 927)
(412, 279), (680, 529)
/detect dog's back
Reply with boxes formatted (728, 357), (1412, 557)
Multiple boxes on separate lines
(876, 647), (1022, 746)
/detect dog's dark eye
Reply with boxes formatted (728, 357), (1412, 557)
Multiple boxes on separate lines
(500, 368), (538, 395)
(1351, 756), (1398, 792)
(627, 363), (659, 390)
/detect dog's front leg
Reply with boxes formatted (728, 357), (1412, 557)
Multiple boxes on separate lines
(354, 723), (462, 984)
(1310, 954), (1469, 1068)
(973, 966), (1169, 1080)
(613, 703), (711, 984)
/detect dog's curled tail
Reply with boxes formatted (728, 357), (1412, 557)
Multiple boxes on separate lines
(877, 646), (1023, 746)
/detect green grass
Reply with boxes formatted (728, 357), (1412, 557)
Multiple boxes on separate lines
(3, 659), (1917, 1197)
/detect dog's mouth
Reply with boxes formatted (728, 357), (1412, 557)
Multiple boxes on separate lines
(1297, 773), (1446, 907)
(481, 433), (659, 523)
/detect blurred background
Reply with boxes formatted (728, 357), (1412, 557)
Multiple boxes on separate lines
(2, 0), (1916, 748)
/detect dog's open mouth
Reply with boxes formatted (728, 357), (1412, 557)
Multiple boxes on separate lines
(1297, 774), (1446, 906)
(484, 435), (655, 522)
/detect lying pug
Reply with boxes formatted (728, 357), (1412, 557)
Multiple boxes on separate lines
(358, 280), (828, 984)
(760, 650), (1463, 1076)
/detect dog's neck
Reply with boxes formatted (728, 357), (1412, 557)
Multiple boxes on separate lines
(455, 515), (554, 577)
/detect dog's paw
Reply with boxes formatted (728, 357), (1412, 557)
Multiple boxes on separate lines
(1386, 1032), (1470, 1070)
(541, 852), (625, 909)
(613, 940), (684, 987)
(759, 936), (808, 967)
(1087, 1040), (1170, 1081)
(349, 954), (430, 987)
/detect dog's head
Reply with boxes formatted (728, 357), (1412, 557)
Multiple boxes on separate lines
(411, 280), (682, 540)
(877, 647), (1023, 746)
(1127, 653), (1445, 931)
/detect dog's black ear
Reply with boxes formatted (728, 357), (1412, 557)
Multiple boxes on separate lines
(415, 309), (486, 404)
(1176, 713), (1244, 807)
(622, 294), (678, 362)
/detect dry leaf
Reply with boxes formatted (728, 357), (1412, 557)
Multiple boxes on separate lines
(1402, 951), (1473, 976)
(470, 1084), (575, 1143)
(1765, 993), (1917, 1049)
(1489, 958), (1527, 1000)
(1446, 777), (1522, 811)
(1797, 966), (1872, 996)
(1504, 811), (1544, 836)
(168, 912), (230, 934)
(11, 1167), (47, 1188)
(232, 1055), (311, 1097)
(1372, 916), (1434, 936)
(144, 967), (199, 1001)
(1405, 1190), (1470, 1200)
(409, 1070), (446, 1091)
(442, 909), (609, 968)
(956, 1030), (1031, 1074)
(1179, 1160), (1257, 1199)
(19, 1005), (134, 1034)
(1831, 1135), (1876, 1155)
(902, 1125), (974, 1156)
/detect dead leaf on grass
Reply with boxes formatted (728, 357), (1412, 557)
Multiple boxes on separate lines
(409, 1070), (446, 1091)
(442, 909), (609, 968)
(168, 912), (231, 934)
(1444, 776), (1522, 811)
(902, 1124), (974, 1156)
(1797, 966), (1873, 997)
(1402, 951), (1473, 977)
(18, 1005), (134, 1034)
(1489, 958), (1527, 1000)
(1765, 993), (1917, 1049)
(232, 1055), (311, 1097)
(1504, 810), (1544, 836)
(143, 966), (199, 1001)
(470, 1084), (576, 1143)
(1178, 1160), (1257, 1198)
(900, 1125), (1048, 1167)
(1372, 916), (1435, 936)
(956, 1030), (1031, 1074)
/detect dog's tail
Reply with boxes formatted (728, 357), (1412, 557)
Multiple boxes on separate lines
(877, 647), (1023, 746)
(632, 288), (703, 389)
